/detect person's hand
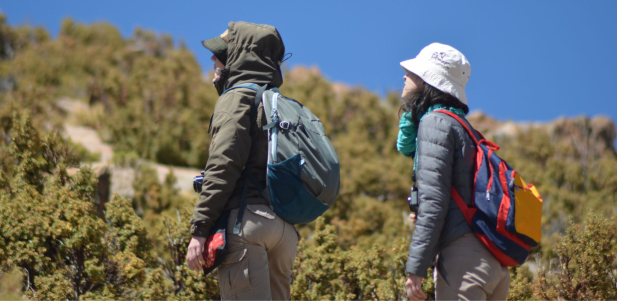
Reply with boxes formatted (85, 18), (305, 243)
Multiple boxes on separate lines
(186, 236), (207, 272)
(409, 212), (417, 225)
(405, 274), (427, 301)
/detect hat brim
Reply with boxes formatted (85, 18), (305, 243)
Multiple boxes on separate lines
(400, 59), (468, 105)
(202, 36), (228, 62)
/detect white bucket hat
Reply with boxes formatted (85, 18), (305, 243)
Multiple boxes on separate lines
(400, 43), (471, 105)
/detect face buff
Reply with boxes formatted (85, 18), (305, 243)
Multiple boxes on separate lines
(213, 67), (229, 96)
(397, 111), (417, 158)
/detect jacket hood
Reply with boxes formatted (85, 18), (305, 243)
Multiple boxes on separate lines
(219, 21), (285, 92)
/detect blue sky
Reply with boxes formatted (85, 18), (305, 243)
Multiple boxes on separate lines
(2, 0), (617, 128)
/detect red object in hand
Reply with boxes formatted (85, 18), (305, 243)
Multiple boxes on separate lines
(199, 210), (229, 276)
(203, 232), (224, 268)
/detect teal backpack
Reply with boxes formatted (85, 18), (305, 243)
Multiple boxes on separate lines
(223, 83), (340, 225)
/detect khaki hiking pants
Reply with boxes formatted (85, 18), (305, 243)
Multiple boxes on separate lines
(434, 233), (511, 301)
(218, 204), (299, 300)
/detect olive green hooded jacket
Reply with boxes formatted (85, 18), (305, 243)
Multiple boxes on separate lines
(190, 22), (285, 237)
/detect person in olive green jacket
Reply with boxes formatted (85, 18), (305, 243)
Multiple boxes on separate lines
(186, 22), (299, 300)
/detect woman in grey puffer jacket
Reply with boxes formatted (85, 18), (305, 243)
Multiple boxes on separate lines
(398, 43), (510, 301)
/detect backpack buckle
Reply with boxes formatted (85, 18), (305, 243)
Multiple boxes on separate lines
(279, 121), (291, 130)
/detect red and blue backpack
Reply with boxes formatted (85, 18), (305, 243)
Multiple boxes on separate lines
(437, 110), (543, 266)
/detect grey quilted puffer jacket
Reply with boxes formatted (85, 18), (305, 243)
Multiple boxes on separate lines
(405, 112), (476, 277)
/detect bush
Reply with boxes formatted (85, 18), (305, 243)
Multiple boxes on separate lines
(533, 214), (617, 300)
(0, 111), (218, 299)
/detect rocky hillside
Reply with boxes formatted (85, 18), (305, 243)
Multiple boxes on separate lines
(468, 111), (616, 155)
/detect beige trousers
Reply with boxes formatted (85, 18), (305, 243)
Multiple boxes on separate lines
(434, 233), (510, 301)
(218, 204), (299, 300)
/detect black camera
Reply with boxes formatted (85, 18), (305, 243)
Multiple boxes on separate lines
(193, 170), (205, 193)
(407, 186), (418, 214)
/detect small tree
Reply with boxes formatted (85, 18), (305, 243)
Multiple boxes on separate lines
(0, 112), (161, 299)
(533, 214), (617, 300)
(292, 218), (409, 300)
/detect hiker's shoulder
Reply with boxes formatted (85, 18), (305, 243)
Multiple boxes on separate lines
(418, 113), (460, 137)
(421, 112), (462, 128)
(214, 89), (254, 112)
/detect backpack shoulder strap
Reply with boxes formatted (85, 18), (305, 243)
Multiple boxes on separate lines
(219, 83), (270, 234)
(250, 84), (280, 125)
(434, 110), (479, 143)
(209, 83), (260, 134)
(251, 84), (268, 124)
(231, 83), (284, 234)
(435, 110), (499, 150)
(221, 83), (259, 95)
(221, 83), (277, 124)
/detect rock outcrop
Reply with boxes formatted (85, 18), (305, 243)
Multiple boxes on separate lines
(467, 111), (616, 155)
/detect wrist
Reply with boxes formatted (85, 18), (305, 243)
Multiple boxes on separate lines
(192, 236), (207, 243)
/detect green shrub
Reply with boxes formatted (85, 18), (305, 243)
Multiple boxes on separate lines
(533, 214), (617, 300)
(0, 111), (217, 299)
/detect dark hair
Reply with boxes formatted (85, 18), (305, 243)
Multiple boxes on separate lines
(399, 82), (469, 125)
